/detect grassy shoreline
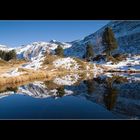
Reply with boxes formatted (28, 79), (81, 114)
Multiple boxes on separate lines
(0, 69), (94, 86)
(0, 70), (50, 86)
(1, 65), (140, 87)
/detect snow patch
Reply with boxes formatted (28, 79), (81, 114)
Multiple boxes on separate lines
(53, 74), (80, 85)
(53, 57), (79, 70)
(102, 55), (140, 72)
(1, 68), (25, 77)
(21, 54), (45, 70)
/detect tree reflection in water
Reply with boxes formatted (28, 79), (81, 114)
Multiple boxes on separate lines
(0, 72), (139, 119)
(84, 79), (95, 95)
(56, 86), (65, 97)
(103, 87), (118, 111)
(103, 76), (128, 111)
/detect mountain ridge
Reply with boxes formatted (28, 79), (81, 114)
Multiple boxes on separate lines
(0, 20), (140, 60)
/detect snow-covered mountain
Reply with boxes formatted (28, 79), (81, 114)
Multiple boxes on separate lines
(15, 20), (140, 60)
(0, 20), (140, 61)
(64, 20), (140, 58)
(16, 41), (72, 60)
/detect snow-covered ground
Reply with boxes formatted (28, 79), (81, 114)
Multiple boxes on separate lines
(21, 54), (45, 70)
(101, 55), (140, 72)
(0, 22), (140, 77)
(0, 68), (26, 77)
(53, 57), (80, 70)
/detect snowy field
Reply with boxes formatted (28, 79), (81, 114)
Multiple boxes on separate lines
(101, 55), (140, 72)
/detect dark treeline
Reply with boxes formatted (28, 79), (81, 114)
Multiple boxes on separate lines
(0, 50), (16, 61)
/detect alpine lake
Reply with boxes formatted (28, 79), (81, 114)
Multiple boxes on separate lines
(0, 72), (140, 119)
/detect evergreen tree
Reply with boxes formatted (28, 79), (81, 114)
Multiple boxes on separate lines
(85, 43), (94, 61)
(0, 50), (5, 60)
(10, 50), (17, 60)
(0, 49), (16, 61)
(55, 45), (64, 57)
(5, 51), (11, 61)
(102, 27), (118, 56)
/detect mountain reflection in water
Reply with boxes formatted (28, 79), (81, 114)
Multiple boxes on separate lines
(0, 72), (140, 119)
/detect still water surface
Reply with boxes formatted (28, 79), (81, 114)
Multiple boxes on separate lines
(0, 73), (139, 119)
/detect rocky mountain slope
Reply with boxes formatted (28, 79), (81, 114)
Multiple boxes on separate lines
(16, 40), (71, 60)
(65, 20), (140, 58)
(1, 21), (140, 61)
(0, 20), (140, 73)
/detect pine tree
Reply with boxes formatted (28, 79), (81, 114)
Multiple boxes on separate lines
(5, 51), (11, 61)
(55, 45), (64, 57)
(0, 49), (16, 61)
(0, 50), (5, 60)
(85, 43), (94, 61)
(102, 27), (118, 57)
(10, 50), (17, 60)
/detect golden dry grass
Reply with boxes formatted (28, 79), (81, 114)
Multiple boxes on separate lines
(0, 77), (48, 93)
(0, 68), (95, 89)
(44, 80), (60, 90)
(43, 54), (61, 65)
(0, 59), (27, 74)
(0, 55), (95, 87)
(0, 70), (52, 86)
(43, 55), (94, 71)
(73, 57), (94, 71)
(0, 69), (73, 87)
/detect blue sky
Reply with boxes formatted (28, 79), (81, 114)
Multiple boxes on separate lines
(0, 20), (110, 47)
